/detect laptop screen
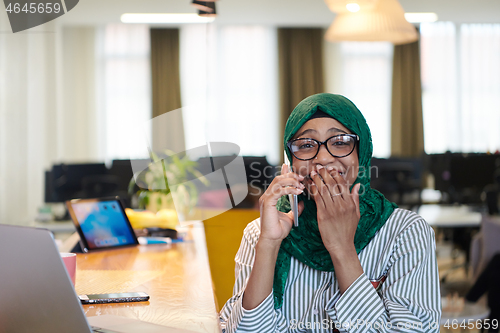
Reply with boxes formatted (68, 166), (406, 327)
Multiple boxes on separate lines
(67, 198), (138, 251)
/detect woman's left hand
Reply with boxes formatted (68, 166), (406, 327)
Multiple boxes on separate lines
(309, 165), (361, 254)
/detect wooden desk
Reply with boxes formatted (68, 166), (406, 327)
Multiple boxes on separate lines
(75, 221), (221, 333)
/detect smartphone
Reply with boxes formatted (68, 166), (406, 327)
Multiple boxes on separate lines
(78, 292), (150, 304)
(284, 151), (299, 228)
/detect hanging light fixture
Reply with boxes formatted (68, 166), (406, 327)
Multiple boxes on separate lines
(191, 1), (215, 13)
(197, 2), (216, 17)
(198, 7), (217, 17)
(325, 0), (378, 13)
(324, 0), (418, 45)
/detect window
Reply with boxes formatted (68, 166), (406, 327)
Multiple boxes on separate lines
(180, 25), (279, 164)
(327, 42), (393, 158)
(421, 22), (500, 153)
(96, 24), (152, 160)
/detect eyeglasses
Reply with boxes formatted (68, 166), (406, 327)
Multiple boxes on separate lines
(287, 134), (359, 161)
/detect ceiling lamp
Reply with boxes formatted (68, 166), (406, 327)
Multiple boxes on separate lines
(197, 2), (217, 17)
(198, 8), (217, 17)
(325, 0), (378, 13)
(191, 1), (215, 12)
(324, 0), (418, 45)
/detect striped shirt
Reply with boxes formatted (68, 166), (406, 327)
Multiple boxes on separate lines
(220, 208), (441, 333)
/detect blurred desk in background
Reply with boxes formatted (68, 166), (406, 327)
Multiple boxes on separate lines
(34, 220), (75, 241)
(76, 221), (221, 333)
(417, 205), (482, 228)
(418, 204), (482, 275)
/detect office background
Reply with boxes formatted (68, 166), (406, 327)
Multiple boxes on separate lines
(0, 0), (500, 226)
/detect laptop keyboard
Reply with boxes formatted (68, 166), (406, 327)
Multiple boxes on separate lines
(91, 326), (119, 333)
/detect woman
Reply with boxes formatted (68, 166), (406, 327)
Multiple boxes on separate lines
(220, 93), (441, 332)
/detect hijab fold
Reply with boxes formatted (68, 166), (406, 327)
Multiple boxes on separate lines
(273, 93), (397, 309)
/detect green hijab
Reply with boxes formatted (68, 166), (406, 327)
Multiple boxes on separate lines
(273, 93), (397, 309)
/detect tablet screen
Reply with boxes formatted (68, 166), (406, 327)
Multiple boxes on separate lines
(67, 198), (138, 251)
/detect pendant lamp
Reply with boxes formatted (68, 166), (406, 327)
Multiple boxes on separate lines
(324, 0), (418, 45)
(191, 1), (215, 13)
(198, 2), (216, 17)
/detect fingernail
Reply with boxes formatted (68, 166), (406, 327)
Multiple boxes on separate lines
(316, 165), (324, 170)
(310, 170), (317, 177)
(298, 174), (304, 180)
(326, 166), (334, 171)
(299, 183), (305, 189)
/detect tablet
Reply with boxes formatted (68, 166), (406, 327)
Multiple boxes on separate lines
(66, 197), (138, 252)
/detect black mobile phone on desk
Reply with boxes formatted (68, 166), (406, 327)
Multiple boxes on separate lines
(78, 292), (149, 304)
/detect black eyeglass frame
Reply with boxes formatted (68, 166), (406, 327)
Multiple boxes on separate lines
(287, 134), (359, 161)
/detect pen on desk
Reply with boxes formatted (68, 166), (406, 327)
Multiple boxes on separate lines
(137, 237), (184, 245)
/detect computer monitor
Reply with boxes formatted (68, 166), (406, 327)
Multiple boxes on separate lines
(426, 153), (453, 195)
(44, 163), (108, 203)
(448, 154), (500, 204)
(44, 160), (149, 206)
(370, 157), (422, 206)
(427, 153), (500, 204)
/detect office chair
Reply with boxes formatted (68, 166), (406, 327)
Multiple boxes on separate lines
(203, 209), (260, 311)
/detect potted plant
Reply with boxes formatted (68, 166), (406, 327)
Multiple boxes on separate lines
(128, 150), (209, 221)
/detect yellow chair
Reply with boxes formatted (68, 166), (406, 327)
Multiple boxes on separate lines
(203, 209), (260, 311)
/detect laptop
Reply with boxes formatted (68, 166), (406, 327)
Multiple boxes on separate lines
(0, 224), (196, 333)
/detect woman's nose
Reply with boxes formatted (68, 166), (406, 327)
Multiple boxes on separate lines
(315, 144), (335, 164)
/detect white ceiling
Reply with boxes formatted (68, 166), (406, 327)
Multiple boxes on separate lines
(59, 0), (500, 26)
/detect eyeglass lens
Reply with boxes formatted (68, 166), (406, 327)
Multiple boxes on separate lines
(290, 135), (356, 160)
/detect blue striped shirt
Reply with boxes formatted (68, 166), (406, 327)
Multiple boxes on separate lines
(220, 208), (441, 332)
